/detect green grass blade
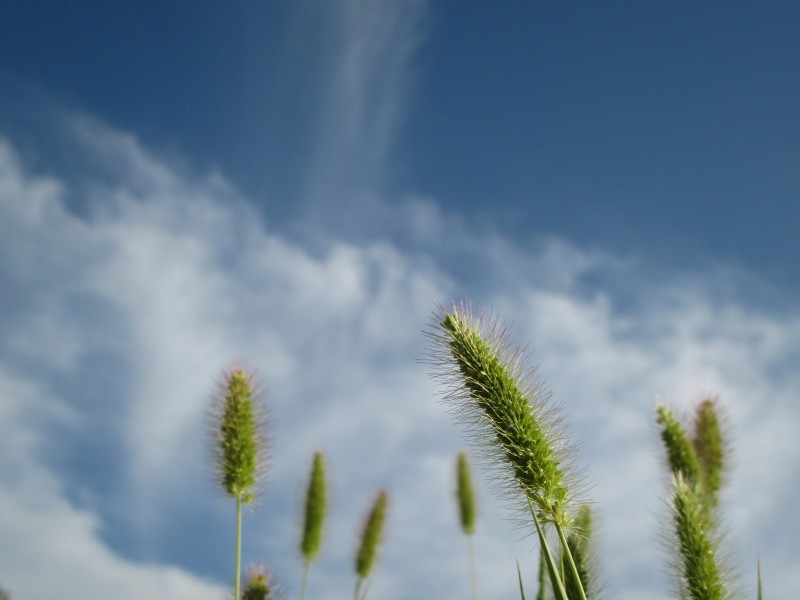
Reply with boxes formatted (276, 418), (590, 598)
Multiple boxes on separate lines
(535, 539), (547, 600)
(517, 559), (527, 600)
(529, 495), (568, 600)
(561, 505), (593, 599)
(757, 557), (763, 600)
(555, 522), (588, 600)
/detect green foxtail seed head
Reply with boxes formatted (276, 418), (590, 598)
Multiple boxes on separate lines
(657, 404), (701, 487)
(213, 368), (267, 503)
(427, 303), (579, 526)
(301, 451), (327, 563)
(691, 398), (726, 510)
(355, 490), (389, 579)
(457, 451), (477, 535)
(242, 565), (274, 600)
(670, 474), (728, 600)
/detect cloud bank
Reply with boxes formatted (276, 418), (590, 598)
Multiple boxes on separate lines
(1, 112), (799, 600)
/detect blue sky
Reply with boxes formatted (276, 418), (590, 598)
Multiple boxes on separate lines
(0, 2), (798, 599)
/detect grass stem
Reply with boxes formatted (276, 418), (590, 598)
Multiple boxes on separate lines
(235, 495), (243, 600)
(555, 522), (588, 600)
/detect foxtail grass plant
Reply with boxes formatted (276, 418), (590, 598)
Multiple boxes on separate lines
(657, 399), (732, 599)
(187, 303), (763, 600)
(456, 451), (479, 600)
(299, 451), (327, 600)
(354, 490), (389, 600)
(427, 303), (587, 600)
(210, 368), (267, 600)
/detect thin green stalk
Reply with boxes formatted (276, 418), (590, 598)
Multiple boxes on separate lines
(468, 534), (478, 600)
(535, 541), (547, 600)
(300, 561), (310, 600)
(235, 496), (243, 599)
(562, 505), (593, 599)
(517, 559), (527, 600)
(354, 578), (371, 600)
(529, 495), (568, 600)
(757, 558), (763, 600)
(555, 522), (588, 600)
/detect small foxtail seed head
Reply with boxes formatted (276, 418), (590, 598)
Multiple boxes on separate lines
(656, 404), (702, 487)
(456, 451), (477, 536)
(426, 303), (579, 527)
(670, 474), (729, 600)
(691, 398), (726, 510)
(242, 568), (271, 600)
(355, 490), (389, 579)
(212, 367), (267, 502)
(300, 451), (327, 563)
(242, 565), (278, 600)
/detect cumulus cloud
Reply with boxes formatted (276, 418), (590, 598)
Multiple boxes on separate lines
(2, 112), (799, 600)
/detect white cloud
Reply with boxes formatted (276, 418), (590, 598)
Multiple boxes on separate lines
(0, 366), (226, 599)
(2, 115), (799, 600)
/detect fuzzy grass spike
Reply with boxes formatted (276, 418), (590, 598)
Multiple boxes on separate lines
(429, 304), (578, 527)
(211, 368), (268, 600)
(428, 303), (586, 600)
(657, 404), (702, 486)
(457, 451), (479, 600)
(243, 566), (274, 600)
(671, 474), (728, 600)
(299, 451), (327, 600)
(691, 398), (726, 511)
(354, 490), (389, 600)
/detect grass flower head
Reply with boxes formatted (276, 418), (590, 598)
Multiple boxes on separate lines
(427, 303), (580, 527)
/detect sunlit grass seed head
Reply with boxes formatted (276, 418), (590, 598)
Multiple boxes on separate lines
(668, 474), (730, 600)
(211, 367), (268, 503)
(426, 302), (581, 527)
(355, 490), (389, 579)
(301, 451), (327, 564)
(457, 451), (477, 536)
(656, 403), (701, 487)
